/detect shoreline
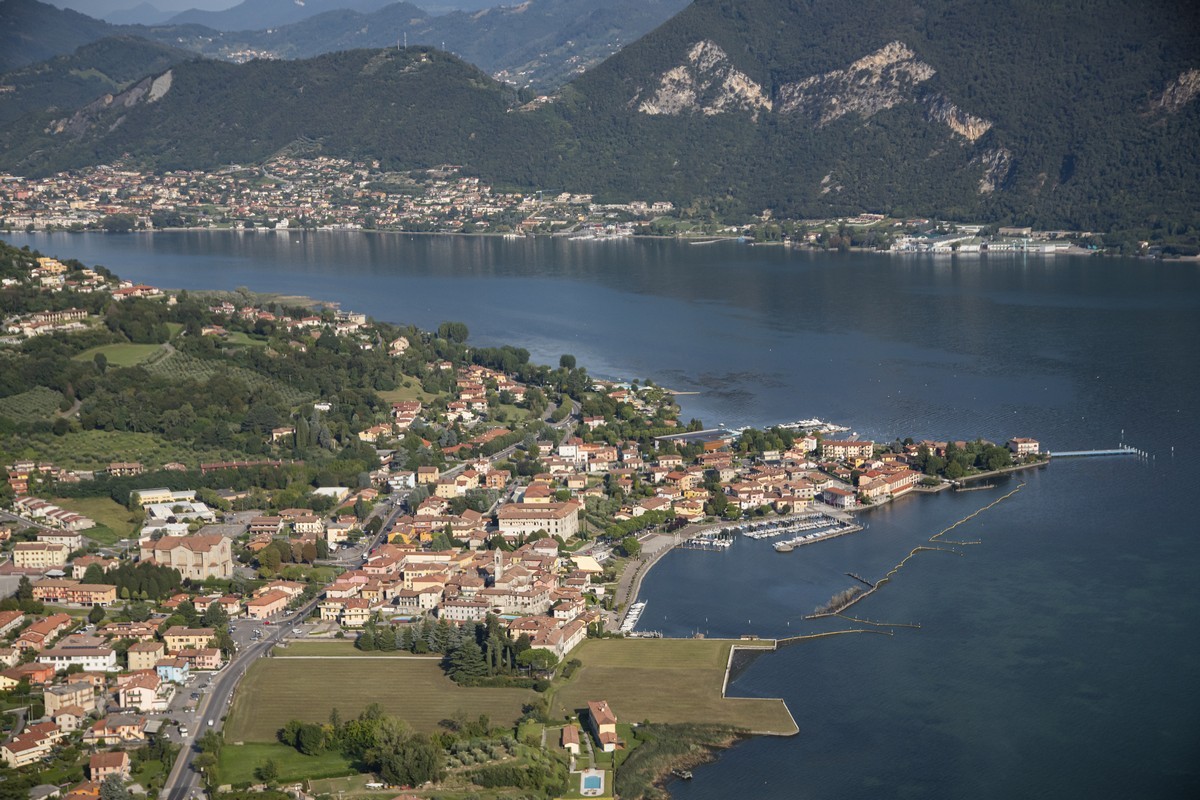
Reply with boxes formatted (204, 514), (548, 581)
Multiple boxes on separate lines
(10, 227), (1198, 261)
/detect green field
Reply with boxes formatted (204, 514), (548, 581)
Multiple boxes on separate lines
(273, 641), (420, 657)
(549, 639), (796, 735)
(72, 342), (164, 367)
(0, 386), (64, 422)
(224, 654), (537, 742)
(0, 428), (240, 471)
(53, 496), (138, 541)
(376, 381), (437, 405)
(142, 350), (313, 407)
(217, 742), (355, 785)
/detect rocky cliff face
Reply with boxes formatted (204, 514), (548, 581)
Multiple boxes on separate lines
(924, 93), (991, 141)
(776, 41), (935, 123)
(48, 68), (173, 138)
(634, 40), (772, 119)
(1149, 68), (1200, 114)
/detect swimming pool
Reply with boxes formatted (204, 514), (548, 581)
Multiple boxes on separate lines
(580, 770), (605, 796)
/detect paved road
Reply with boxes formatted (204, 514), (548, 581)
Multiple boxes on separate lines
(160, 598), (319, 800)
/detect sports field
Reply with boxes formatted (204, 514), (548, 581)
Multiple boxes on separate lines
(224, 652), (537, 742)
(549, 639), (796, 735)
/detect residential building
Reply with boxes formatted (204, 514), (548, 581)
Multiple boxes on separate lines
(162, 627), (215, 652)
(140, 535), (232, 579)
(244, 590), (289, 619)
(587, 700), (618, 752)
(37, 635), (117, 672)
(44, 682), (96, 717)
(12, 542), (69, 569)
(1008, 437), (1040, 456)
(89, 751), (130, 782)
(31, 580), (116, 606)
(127, 641), (165, 671)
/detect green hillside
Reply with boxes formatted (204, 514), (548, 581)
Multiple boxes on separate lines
(1, 0), (1198, 233)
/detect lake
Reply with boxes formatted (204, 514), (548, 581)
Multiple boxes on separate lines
(6, 231), (1199, 798)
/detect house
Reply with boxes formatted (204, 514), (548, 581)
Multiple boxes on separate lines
(245, 589), (289, 619)
(587, 700), (619, 752)
(177, 648), (222, 671)
(0, 610), (25, 637)
(117, 671), (170, 712)
(36, 530), (83, 551)
(71, 556), (118, 581)
(561, 724), (580, 754)
(16, 613), (74, 651)
(822, 486), (858, 508)
(1008, 437), (1040, 456)
(140, 535), (233, 579)
(89, 751), (130, 782)
(126, 641), (165, 671)
(84, 715), (147, 745)
(155, 657), (191, 684)
(44, 682), (96, 718)
(162, 627), (215, 652)
(2, 722), (63, 767)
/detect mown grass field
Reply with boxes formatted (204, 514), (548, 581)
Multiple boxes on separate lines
(53, 496), (137, 542)
(0, 386), (64, 423)
(376, 381), (437, 405)
(272, 641), (419, 657)
(216, 742), (355, 785)
(224, 653), (537, 742)
(549, 639), (796, 735)
(72, 342), (163, 367)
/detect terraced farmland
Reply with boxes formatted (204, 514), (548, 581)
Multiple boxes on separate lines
(143, 350), (313, 407)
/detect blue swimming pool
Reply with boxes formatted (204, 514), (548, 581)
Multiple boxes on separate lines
(583, 775), (602, 789)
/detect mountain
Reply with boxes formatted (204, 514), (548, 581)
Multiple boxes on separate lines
(0, 0), (121, 71)
(0, 47), (553, 178)
(147, 0), (691, 90)
(0, 35), (197, 128)
(165, 0), (399, 31)
(542, 0), (1200, 231)
(2, 0), (1199, 233)
(103, 4), (175, 26)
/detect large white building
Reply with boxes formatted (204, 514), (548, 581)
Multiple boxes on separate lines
(496, 502), (580, 541)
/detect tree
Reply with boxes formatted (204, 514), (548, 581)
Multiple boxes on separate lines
(88, 605), (105, 625)
(379, 733), (444, 787)
(99, 775), (131, 800)
(446, 637), (488, 682)
(255, 758), (279, 783)
(559, 354), (576, 369)
(517, 647), (559, 677)
(619, 536), (641, 558)
(16, 576), (32, 600)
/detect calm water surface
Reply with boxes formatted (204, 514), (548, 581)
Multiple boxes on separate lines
(6, 232), (1199, 798)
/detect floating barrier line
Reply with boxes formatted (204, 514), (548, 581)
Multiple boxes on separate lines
(805, 482), (1026, 619)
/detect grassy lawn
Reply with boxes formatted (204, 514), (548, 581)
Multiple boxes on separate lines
(224, 656), (537, 742)
(549, 639), (795, 735)
(71, 342), (164, 367)
(273, 641), (429, 657)
(376, 381), (437, 405)
(53, 496), (138, 541)
(217, 742), (355, 785)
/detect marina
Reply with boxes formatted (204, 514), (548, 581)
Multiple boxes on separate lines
(620, 601), (648, 633)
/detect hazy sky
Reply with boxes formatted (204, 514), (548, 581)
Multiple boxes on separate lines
(51, 1), (237, 14)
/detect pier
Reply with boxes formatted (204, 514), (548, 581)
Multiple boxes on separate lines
(1049, 446), (1141, 458)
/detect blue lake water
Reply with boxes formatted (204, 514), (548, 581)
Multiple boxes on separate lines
(5, 231), (1199, 798)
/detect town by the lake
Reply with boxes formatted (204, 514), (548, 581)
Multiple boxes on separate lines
(0, 240), (1061, 800)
